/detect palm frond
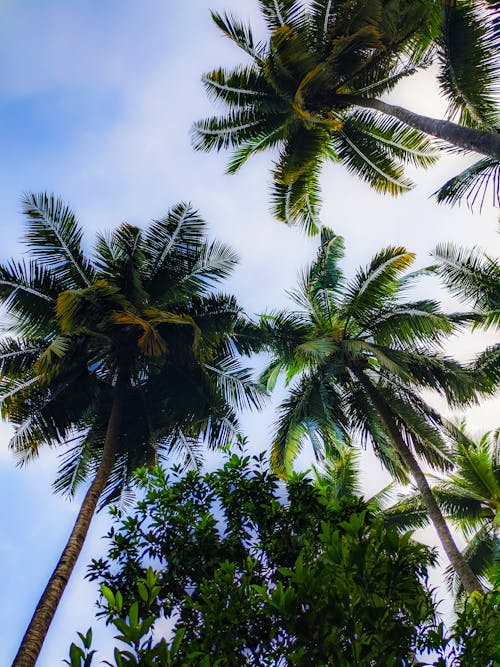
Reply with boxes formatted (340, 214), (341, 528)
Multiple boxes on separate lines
(332, 121), (415, 195)
(21, 193), (95, 288)
(226, 122), (291, 174)
(437, 1), (499, 128)
(369, 300), (453, 349)
(258, 0), (307, 32)
(434, 157), (500, 210)
(343, 110), (440, 169)
(271, 370), (348, 474)
(432, 242), (500, 321)
(314, 445), (361, 500)
(202, 66), (279, 109)
(204, 355), (266, 412)
(211, 10), (264, 60)
(342, 246), (415, 320)
(142, 203), (207, 284)
(192, 109), (284, 152)
(0, 260), (58, 336)
(271, 158), (322, 234)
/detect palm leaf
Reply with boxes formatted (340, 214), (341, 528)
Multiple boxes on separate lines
(21, 193), (94, 288)
(0, 260), (58, 337)
(434, 157), (500, 210)
(342, 246), (415, 320)
(437, 1), (499, 128)
(191, 109), (283, 152)
(211, 10), (264, 60)
(332, 121), (415, 195)
(271, 158), (322, 233)
(202, 66), (279, 109)
(432, 243), (500, 321)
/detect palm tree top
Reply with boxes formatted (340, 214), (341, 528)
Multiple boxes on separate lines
(193, 0), (500, 231)
(260, 227), (479, 476)
(0, 193), (263, 505)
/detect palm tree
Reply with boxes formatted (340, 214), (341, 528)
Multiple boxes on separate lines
(0, 193), (263, 666)
(386, 423), (500, 598)
(259, 228), (483, 593)
(193, 0), (500, 231)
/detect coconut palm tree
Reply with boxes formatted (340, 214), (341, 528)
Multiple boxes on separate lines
(0, 193), (263, 666)
(259, 227), (483, 593)
(386, 423), (500, 598)
(193, 0), (500, 231)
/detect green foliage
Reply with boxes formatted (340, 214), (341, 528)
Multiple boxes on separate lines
(67, 454), (500, 665)
(66, 452), (451, 665)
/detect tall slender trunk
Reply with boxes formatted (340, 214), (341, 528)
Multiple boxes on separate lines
(12, 373), (127, 667)
(354, 370), (483, 595)
(339, 95), (500, 160)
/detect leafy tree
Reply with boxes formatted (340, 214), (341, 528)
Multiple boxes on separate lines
(193, 0), (500, 231)
(0, 193), (263, 666)
(259, 227), (484, 593)
(386, 423), (500, 599)
(68, 452), (444, 665)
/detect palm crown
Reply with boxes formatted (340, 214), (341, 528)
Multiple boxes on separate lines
(259, 227), (483, 593)
(260, 228), (475, 476)
(193, 0), (500, 232)
(0, 194), (262, 502)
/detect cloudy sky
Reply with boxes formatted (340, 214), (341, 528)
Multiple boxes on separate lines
(0, 1), (498, 664)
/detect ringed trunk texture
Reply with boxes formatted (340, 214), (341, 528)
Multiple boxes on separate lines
(355, 372), (483, 595)
(344, 95), (500, 160)
(12, 379), (127, 667)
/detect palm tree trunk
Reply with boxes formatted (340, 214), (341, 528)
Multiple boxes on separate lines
(340, 95), (500, 160)
(355, 371), (483, 595)
(12, 374), (127, 667)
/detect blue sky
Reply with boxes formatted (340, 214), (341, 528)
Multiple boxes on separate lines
(0, 1), (498, 664)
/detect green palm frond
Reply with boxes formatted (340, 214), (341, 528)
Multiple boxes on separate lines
(434, 157), (500, 210)
(345, 380), (409, 484)
(0, 260), (58, 336)
(192, 109), (283, 153)
(474, 343), (500, 386)
(21, 193), (95, 288)
(432, 243), (500, 325)
(314, 445), (362, 500)
(275, 124), (331, 184)
(204, 355), (266, 412)
(0, 337), (45, 377)
(258, 0), (307, 32)
(272, 370), (348, 474)
(342, 246), (415, 319)
(332, 121), (415, 195)
(211, 10), (264, 60)
(226, 122), (291, 174)
(369, 300), (453, 348)
(271, 158), (322, 233)
(178, 240), (239, 296)
(202, 66), (278, 109)
(437, 1), (499, 128)
(344, 110), (440, 169)
(445, 524), (495, 598)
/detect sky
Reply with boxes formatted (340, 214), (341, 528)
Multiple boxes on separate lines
(0, 1), (498, 664)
